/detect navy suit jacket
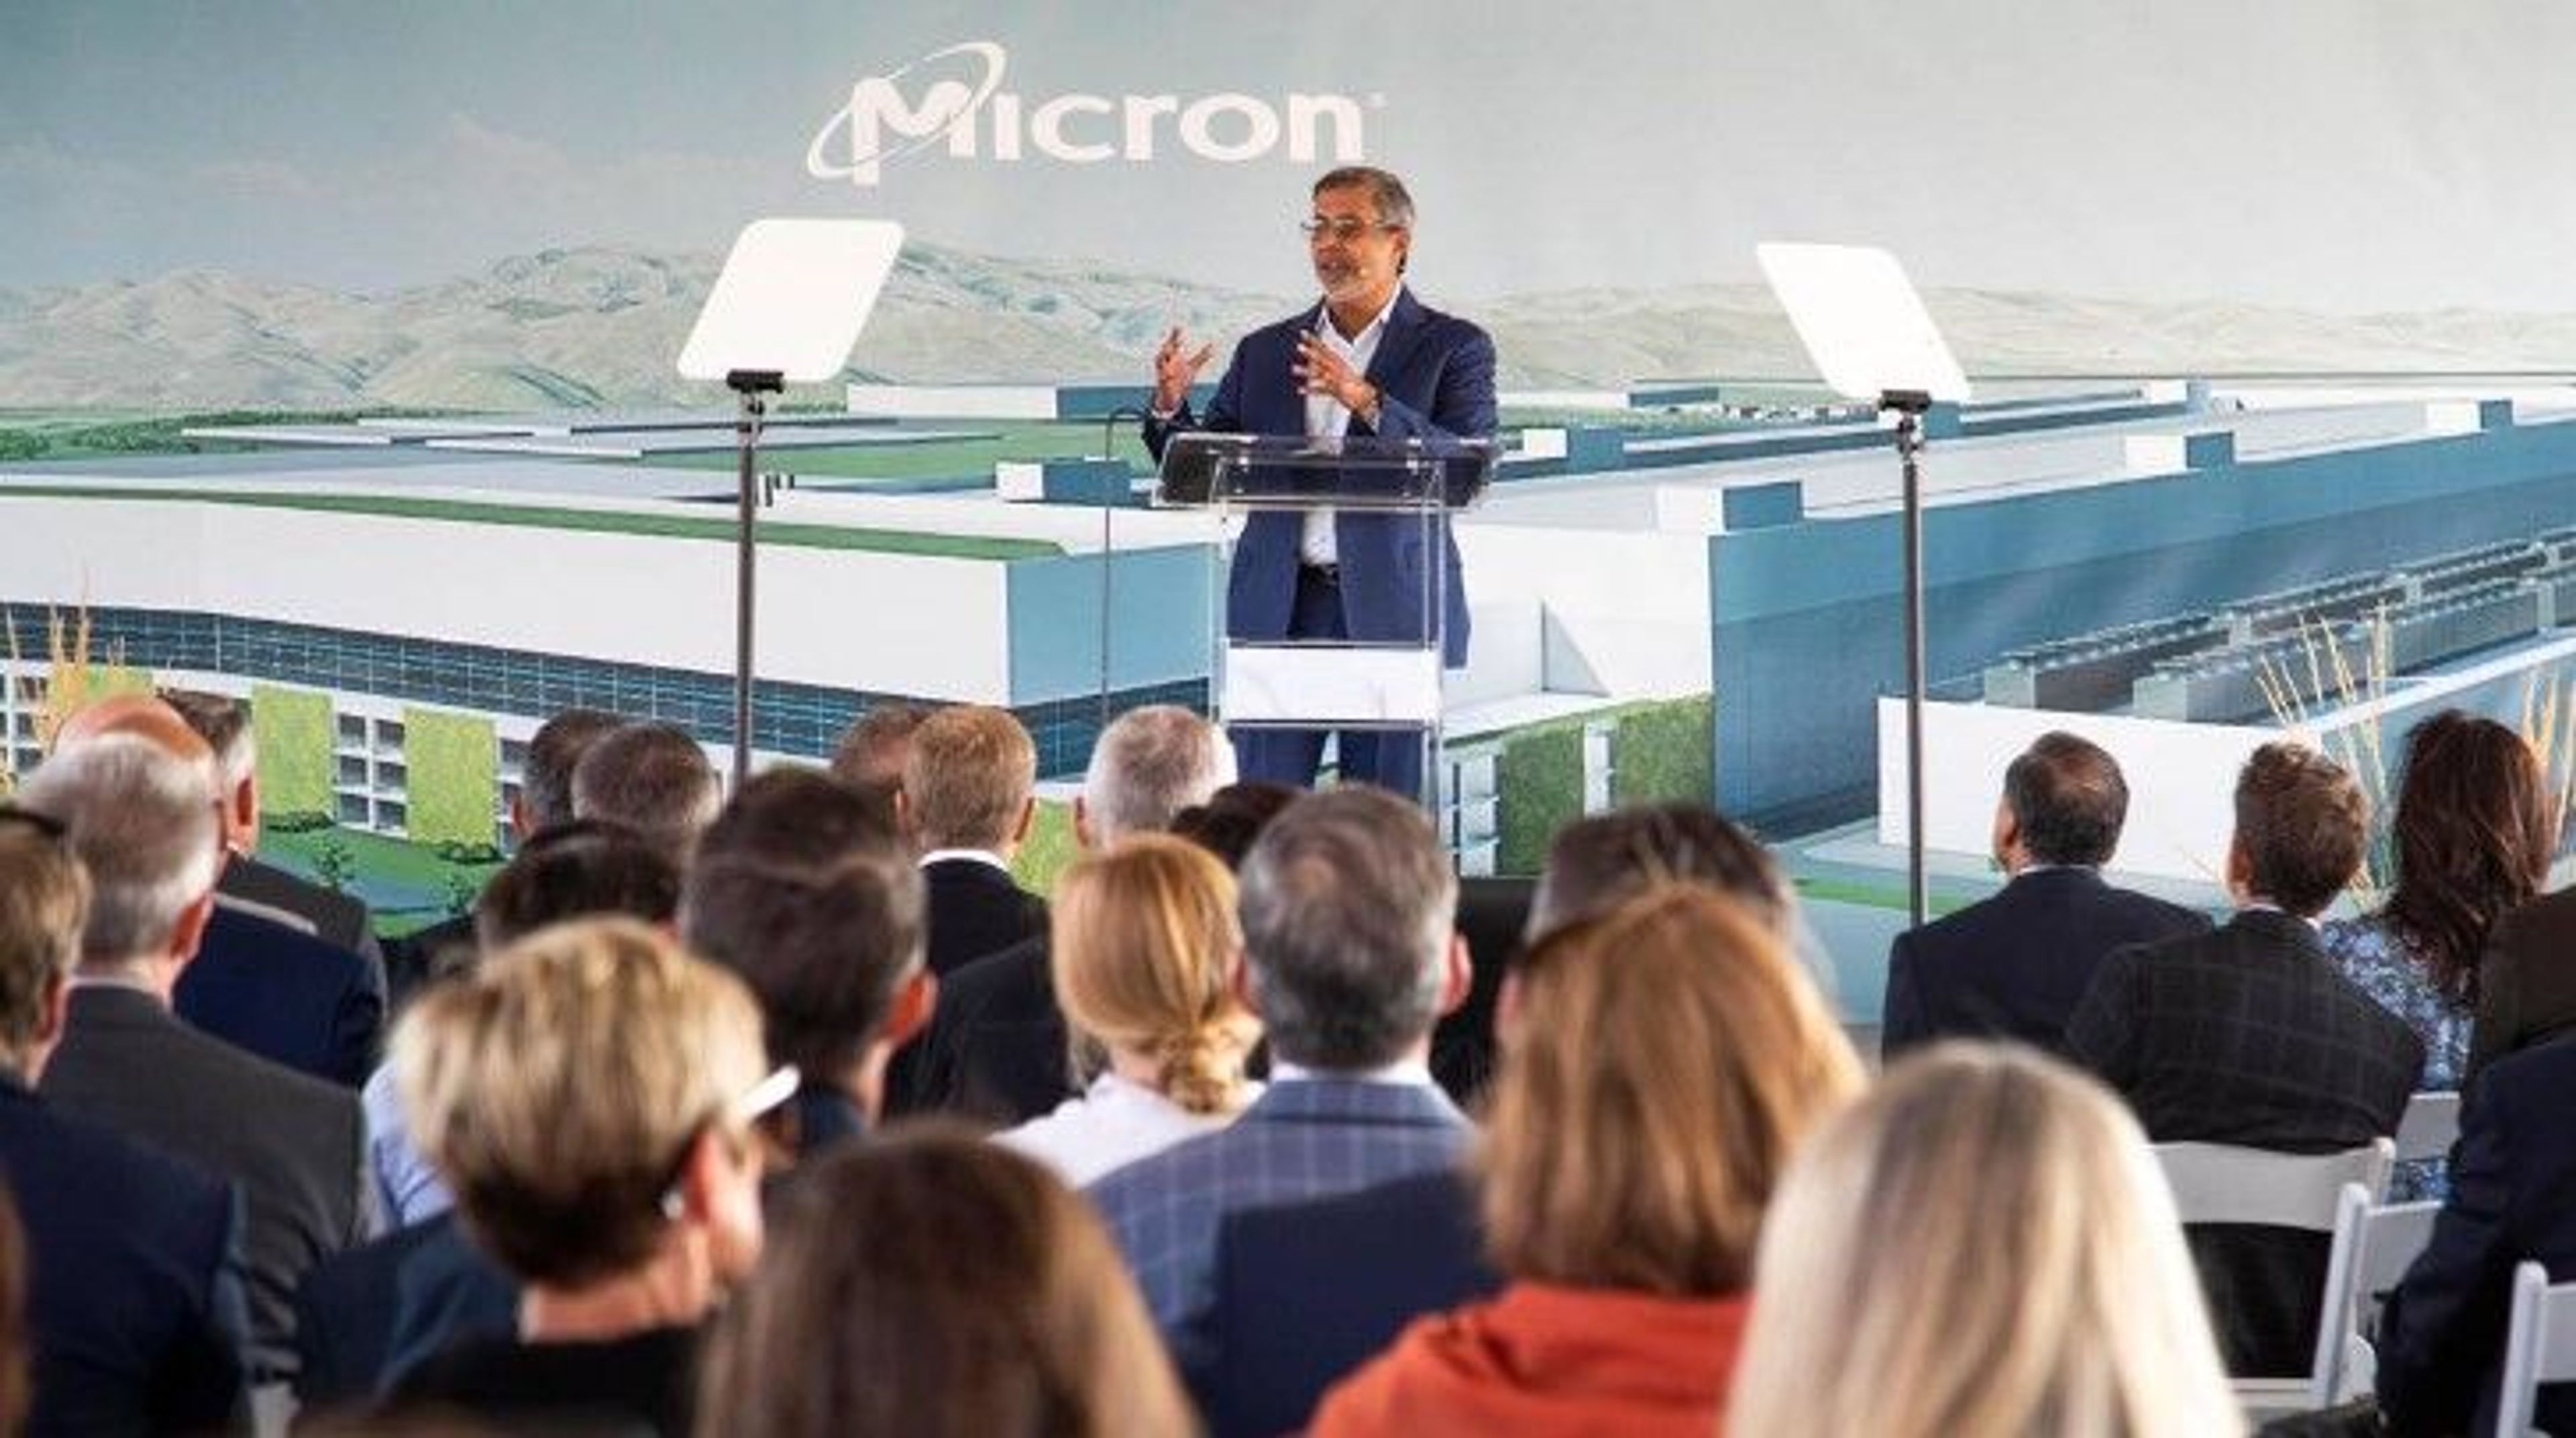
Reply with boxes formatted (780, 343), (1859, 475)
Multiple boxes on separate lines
(1144, 290), (1497, 668)
(1882, 867), (2210, 1058)
(177, 901), (386, 1087)
(2380, 1038), (2576, 1437)
(1203, 1167), (1501, 1438)
(0, 1074), (250, 1436)
(905, 934), (1077, 1126)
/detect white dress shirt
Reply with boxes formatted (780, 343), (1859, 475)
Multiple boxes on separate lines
(1298, 287), (1401, 567)
(997, 1071), (1263, 1188)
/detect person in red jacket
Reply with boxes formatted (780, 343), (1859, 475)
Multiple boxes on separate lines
(1311, 885), (1862, 1438)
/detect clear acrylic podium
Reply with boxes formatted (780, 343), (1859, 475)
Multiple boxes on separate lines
(1153, 432), (1497, 810)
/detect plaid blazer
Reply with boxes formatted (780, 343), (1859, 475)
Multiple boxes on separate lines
(2068, 907), (2424, 1374)
(1087, 1077), (1470, 1376)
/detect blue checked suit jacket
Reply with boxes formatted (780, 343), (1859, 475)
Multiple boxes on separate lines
(1086, 1076), (1471, 1378)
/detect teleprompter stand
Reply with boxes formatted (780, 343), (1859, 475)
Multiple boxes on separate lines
(678, 219), (904, 787)
(1758, 242), (1971, 929)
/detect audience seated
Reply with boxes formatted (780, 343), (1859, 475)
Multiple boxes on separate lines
(1199, 799), (1818, 1434)
(1882, 730), (2208, 1059)
(2377, 1032), (2576, 1435)
(682, 769), (934, 1152)
(384, 706), (622, 1006)
(2069, 740), (2424, 1376)
(570, 720), (723, 867)
(1729, 1044), (2239, 1437)
(0, 812), (250, 1435)
(1307, 887), (1862, 1438)
(301, 820), (683, 1408)
(162, 687), (382, 962)
(21, 733), (368, 1384)
(696, 1131), (1193, 1437)
(908, 705), (1237, 1123)
(898, 705), (1050, 977)
(2327, 710), (2553, 1197)
(1090, 785), (1474, 1380)
(59, 695), (385, 1087)
(378, 919), (773, 1437)
(827, 700), (930, 830)
(999, 834), (1262, 1184)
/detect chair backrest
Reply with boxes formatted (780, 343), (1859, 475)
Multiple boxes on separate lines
(2153, 1139), (2396, 1229)
(2394, 1091), (2462, 1166)
(2493, 1262), (2576, 1437)
(2312, 1182), (2443, 1404)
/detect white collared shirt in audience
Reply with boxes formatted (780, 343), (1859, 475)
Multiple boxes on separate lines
(998, 1071), (1264, 1188)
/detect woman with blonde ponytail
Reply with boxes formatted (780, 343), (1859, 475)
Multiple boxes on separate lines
(998, 833), (1261, 1185)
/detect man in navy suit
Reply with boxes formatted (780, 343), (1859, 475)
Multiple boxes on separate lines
(0, 813), (250, 1436)
(1089, 786), (1474, 1384)
(1882, 732), (2208, 1059)
(1144, 166), (1498, 800)
(2378, 1035), (2576, 1435)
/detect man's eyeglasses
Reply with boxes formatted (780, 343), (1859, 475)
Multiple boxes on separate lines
(1300, 217), (1402, 244)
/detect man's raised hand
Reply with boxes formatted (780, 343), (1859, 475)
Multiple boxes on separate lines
(1153, 327), (1215, 413)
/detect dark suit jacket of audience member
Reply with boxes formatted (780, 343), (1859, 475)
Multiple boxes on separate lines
(2469, 886), (2576, 1083)
(885, 858), (1051, 1117)
(922, 856), (1049, 977)
(904, 934), (1077, 1124)
(2379, 1035), (2576, 1436)
(293, 1211), (468, 1410)
(0, 1073), (250, 1435)
(1882, 867), (2209, 1058)
(2068, 909), (2424, 1377)
(383, 1322), (698, 1438)
(42, 985), (370, 1381)
(176, 901), (386, 1086)
(1201, 1167), (1501, 1438)
(220, 854), (384, 965)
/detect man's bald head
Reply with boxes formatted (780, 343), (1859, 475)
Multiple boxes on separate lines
(55, 696), (215, 774)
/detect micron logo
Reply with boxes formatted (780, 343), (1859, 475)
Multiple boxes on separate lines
(807, 41), (1371, 186)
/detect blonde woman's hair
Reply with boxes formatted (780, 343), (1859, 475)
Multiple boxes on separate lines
(1481, 885), (1861, 1294)
(1729, 1043), (2241, 1438)
(393, 916), (768, 1286)
(1050, 834), (1256, 1115)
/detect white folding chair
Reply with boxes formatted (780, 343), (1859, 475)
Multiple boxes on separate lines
(2310, 1182), (2442, 1403)
(2395, 1091), (2462, 1167)
(2495, 1262), (2576, 1437)
(2153, 1138), (2397, 1419)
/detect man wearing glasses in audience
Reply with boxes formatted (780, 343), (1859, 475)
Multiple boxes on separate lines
(1144, 166), (1497, 803)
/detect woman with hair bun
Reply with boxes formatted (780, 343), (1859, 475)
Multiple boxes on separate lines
(998, 833), (1261, 1185)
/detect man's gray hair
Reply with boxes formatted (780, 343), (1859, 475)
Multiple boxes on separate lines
(1315, 166), (1415, 231)
(1083, 706), (1236, 844)
(19, 734), (223, 966)
(1237, 787), (1456, 1070)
